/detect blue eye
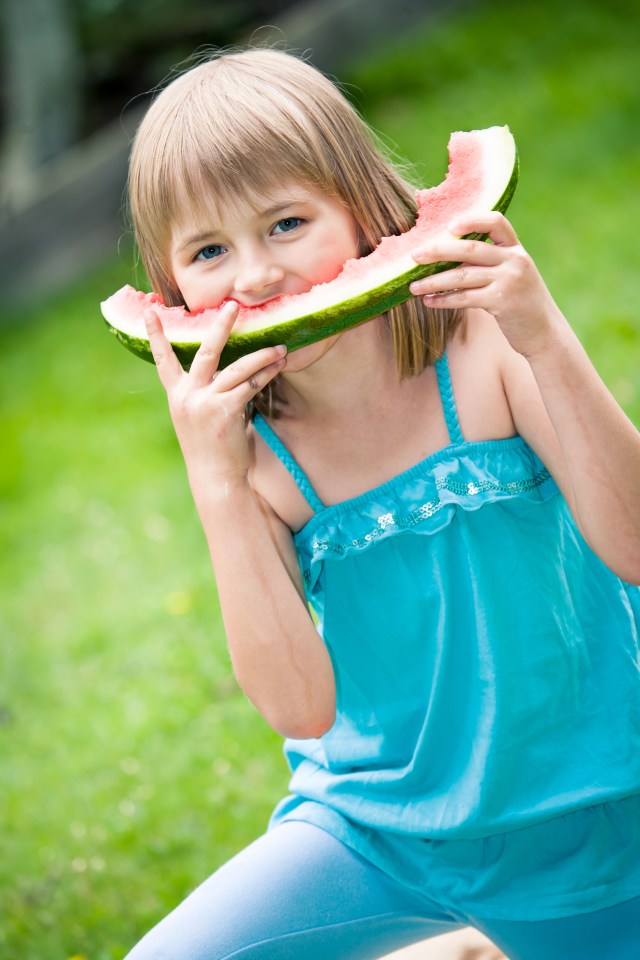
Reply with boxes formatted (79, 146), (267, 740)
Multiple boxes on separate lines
(196, 244), (225, 261)
(273, 217), (303, 235)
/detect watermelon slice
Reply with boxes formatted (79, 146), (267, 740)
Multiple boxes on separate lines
(102, 126), (518, 370)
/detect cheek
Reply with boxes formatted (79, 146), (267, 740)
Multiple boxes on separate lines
(307, 260), (344, 286)
(307, 234), (359, 285)
(172, 269), (225, 312)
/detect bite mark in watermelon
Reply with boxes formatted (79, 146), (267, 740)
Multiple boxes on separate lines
(102, 126), (518, 370)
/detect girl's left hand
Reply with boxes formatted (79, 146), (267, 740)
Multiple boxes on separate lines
(409, 212), (564, 359)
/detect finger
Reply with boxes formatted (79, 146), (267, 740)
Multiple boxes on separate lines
(418, 287), (489, 310)
(410, 265), (492, 298)
(448, 211), (519, 246)
(226, 353), (288, 407)
(189, 300), (240, 387)
(212, 344), (288, 394)
(411, 234), (504, 268)
(144, 310), (184, 389)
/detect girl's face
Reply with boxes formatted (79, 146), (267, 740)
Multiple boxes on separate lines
(169, 183), (359, 318)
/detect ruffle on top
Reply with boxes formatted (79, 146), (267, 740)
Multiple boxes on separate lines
(295, 437), (558, 591)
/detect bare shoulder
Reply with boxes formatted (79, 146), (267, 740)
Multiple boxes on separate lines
(246, 422), (310, 597)
(247, 419), (315, 532)
(446, 309), (517, 442)
(452, 309), (571, 496)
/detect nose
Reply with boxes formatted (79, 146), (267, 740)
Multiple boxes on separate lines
(233, 247), (285, 299)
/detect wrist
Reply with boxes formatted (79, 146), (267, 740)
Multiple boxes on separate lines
(519, 305), (571, 364)
(187, 468), (253, 514)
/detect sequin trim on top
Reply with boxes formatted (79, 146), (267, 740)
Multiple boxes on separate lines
(308, 465), (552, 559)
(297, 444), (558, 587)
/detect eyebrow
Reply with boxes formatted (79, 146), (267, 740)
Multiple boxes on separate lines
(175, 232), (220, 254)
(259, 199), (308, 218)
(174, 198), (312, 254)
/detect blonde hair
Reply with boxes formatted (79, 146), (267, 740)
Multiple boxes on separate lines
(128, 47), (464, 415)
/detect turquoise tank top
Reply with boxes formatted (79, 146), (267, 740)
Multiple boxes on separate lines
(254, 354), (640, 919)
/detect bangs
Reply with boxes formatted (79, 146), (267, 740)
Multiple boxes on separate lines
(131, 51), (356, 297)
(130, 49), (424, 312)
(164, 94), (336, 229)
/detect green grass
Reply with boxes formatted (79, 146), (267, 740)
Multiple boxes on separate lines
(0, 258), (288, 958)
(347, 0), (640, 416)
(1, 1), (639, 957)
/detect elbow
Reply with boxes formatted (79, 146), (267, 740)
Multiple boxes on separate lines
(236, 651), (337, 739)
(304, 708), (336, 740)
(579, 527), (640, 586)
(620, 566), (640, 587)
(270, 663), (337, 739)
(594, 558), (640, 588)
(622, 542), (640, 585)
(604, 546), (640, 586)
(271, 702), (336, 741)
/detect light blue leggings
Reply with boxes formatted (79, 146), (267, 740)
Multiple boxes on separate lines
(125, 822), (640, 960)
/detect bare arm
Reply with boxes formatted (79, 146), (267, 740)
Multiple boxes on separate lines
(144, 303), (336, 738)
(196, 478), (336, 738)
(410, 212), (640, 583)
(503, 318), (640, 583)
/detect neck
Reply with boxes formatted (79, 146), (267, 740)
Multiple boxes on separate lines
(277, 318), (402, 423)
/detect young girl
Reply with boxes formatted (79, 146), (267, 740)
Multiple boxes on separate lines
(123, 48), (640, 960)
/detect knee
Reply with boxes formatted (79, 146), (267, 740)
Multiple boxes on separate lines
(124, 928), (263, 960)
(123, 911), (255, 960)
(123, 925), (170, 960)
(124, 918), (211, 960)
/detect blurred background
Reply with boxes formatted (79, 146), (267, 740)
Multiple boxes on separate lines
(1, 1), (638, 957)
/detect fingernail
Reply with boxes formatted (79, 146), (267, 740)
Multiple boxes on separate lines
(276, 344), (287, 355)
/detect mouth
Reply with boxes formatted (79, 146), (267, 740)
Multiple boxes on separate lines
(225, 295), (286, 311)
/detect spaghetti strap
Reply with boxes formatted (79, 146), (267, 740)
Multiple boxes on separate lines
(435, 353), (464, 445)
(253, 414), (325, 514)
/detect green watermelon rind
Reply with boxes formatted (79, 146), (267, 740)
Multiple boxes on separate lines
(105, 145), (518, 371)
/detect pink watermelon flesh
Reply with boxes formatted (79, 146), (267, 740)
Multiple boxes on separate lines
(102, 126), (518, 368)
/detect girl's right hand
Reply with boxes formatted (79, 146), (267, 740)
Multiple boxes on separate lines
(144, 300), (287, 489)
(145, 304), (335, 737)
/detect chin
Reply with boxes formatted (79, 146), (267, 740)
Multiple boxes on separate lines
(284, 335), (341, 372)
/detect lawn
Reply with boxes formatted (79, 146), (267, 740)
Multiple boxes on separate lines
(1, 1), (638, 957)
